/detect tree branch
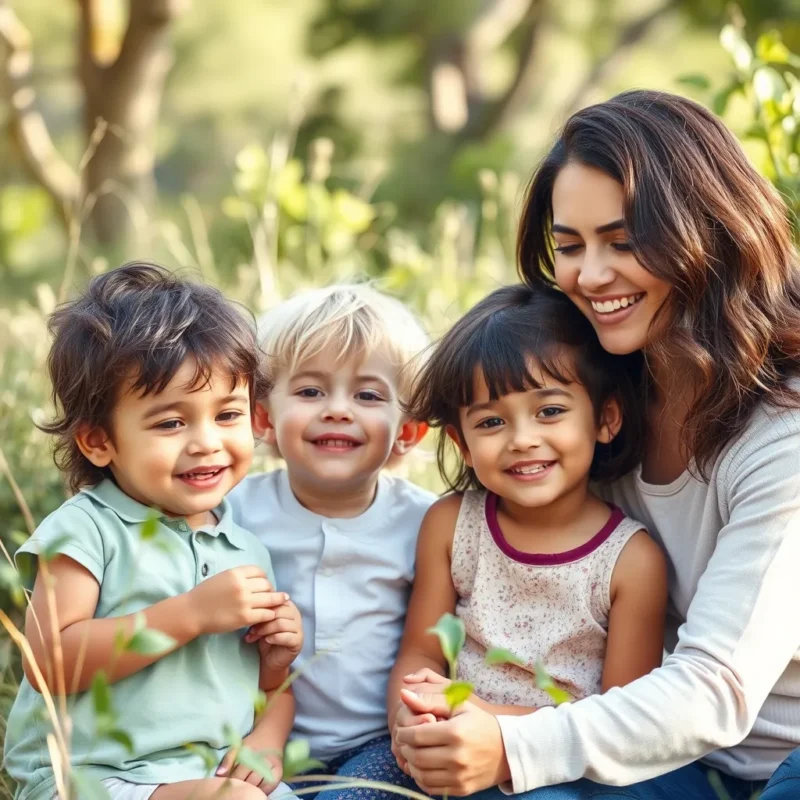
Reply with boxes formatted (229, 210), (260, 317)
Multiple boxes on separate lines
(463, 0), (545, 140)
(562, 0), (680, 115)
(0, 0), (80, 212)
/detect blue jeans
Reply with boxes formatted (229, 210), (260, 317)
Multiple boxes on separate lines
(291, 734), (419, 800)
(470, 747), (800, 800)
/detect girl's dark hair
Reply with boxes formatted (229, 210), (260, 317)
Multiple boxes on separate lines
(518, 89), (800, 478)
(407, 284), (645, 493)
(41, 262), (270, 493)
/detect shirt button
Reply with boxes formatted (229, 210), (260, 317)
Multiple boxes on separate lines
(201, 563), (209, 577)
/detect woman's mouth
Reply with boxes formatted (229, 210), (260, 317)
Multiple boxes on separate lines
(588, 293), (644, 324)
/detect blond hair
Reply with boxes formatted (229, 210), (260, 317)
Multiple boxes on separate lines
(258, 284), (429, 399)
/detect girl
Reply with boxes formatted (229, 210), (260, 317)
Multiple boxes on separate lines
(389, 284), (667, 755)
(394, 90), (800, 800)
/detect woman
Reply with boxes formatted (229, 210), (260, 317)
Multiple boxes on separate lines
(394, 90), (800, 799)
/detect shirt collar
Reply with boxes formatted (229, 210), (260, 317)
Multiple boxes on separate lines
(275, 469), (392, 534)
(82, 479), (247, 550)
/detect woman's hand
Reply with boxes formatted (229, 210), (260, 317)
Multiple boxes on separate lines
(395, 690), (511, 797)
(402, 667), (451, 696)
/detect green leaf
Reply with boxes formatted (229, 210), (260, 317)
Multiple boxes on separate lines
(40, 535), (72, 561)
(535, 660), (571, 706)
(676, 73), (711, 91)
(223, 723), (243, 749)
(484, 648), (524, 667)
(10, 531), (29, 547)
(756, 31), (791, 65)
(283, 739), (325, 780)
(235, 745), (276, 782)
(444, 680), (474, 709)
(139, 514), (159, 541)
(712, 80), (742, 116)
(185, 742), (219, 773)
(254, 690), (267, 714)
(0, 563), (25, 608)
(427, 613), (465, 673)
(125, 628), (176, 656)
(72, 773), (113, 800)
(91, 671), (112, 717)
(108, 729), (135, 753)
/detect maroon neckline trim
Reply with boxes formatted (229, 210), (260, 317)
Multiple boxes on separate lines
(484, 492), (623, 566)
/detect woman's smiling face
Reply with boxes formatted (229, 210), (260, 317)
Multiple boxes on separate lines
(551, 161), (672, 355)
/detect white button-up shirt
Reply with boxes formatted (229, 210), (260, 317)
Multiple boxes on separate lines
(229, 469), (436, 761)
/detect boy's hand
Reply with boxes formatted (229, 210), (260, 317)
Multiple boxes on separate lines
(188, 566), (288, 635)
(216, 740), (283, 794)
(245, 599), (304, 671)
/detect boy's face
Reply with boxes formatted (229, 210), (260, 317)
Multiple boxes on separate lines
(262, 347), (411, 497)
(81, 358), (254, 528)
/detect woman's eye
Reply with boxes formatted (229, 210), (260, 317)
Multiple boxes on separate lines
(553, 243), (581, 255)
(611, 242), (632, 252)
(356, 390), (383, 402)
(217, 410), (245, 422)
(297, 388), (322, 398)
(155, 419), (182, 430)
(477, 417), (504, 429)
(537, 406), (565, 419)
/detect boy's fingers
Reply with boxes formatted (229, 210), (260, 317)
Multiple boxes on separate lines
(264, 632), (299, 646)
(252, 591), (289, 608)
(216, 750), (235, 776)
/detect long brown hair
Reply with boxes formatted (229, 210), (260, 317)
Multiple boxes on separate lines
(518, 89), (800, 478)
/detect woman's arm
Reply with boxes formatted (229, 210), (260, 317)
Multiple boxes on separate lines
(397, 424), (800, 794)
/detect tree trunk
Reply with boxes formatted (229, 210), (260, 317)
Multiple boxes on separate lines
(82, 0), (185, 249)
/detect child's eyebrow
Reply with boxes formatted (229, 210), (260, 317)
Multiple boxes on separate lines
(465, 387), (572, 416)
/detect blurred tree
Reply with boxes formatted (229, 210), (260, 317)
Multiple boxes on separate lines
(0, 0), (188, 250)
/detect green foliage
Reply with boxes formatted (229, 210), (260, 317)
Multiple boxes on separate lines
(282, 739), (325, 779)
(684, 24), (800, 239)
(427, 613), (466, 680)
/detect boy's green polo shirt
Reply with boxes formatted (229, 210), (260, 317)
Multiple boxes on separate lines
(4, 480), (276, 800)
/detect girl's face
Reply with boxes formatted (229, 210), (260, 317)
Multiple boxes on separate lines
(455, 358), (620, 512)
(551, 161), (671, 355)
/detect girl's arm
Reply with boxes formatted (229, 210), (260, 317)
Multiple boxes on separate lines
(601, 530), (669, 691)
(387, 495), (461, 728)
(24, 555), (279, 694)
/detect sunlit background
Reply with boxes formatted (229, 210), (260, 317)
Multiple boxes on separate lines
(0, 3), (798, 788)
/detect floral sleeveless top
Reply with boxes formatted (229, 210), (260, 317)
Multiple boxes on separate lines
(452, 490), (645, 707)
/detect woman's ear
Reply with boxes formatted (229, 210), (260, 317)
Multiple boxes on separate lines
(252, 401), (277, 445)
(75, 424), (115, 467)
(392, 420), (429, 457)
(446, 424), (473, 467)
(597, 397), (623, 444)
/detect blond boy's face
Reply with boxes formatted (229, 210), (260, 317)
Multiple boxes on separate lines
(81, 358), (254, 529)
(263, 347), (409, 496)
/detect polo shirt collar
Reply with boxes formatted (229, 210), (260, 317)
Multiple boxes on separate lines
(82, 479), (247, 549)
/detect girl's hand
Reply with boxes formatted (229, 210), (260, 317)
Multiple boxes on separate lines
(391, 697), (437, 774)
(216, 743), (283, 793)
(245, 599), (304, 672)
(395, 690), (510, 796)
(403, 667), (451, 696)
